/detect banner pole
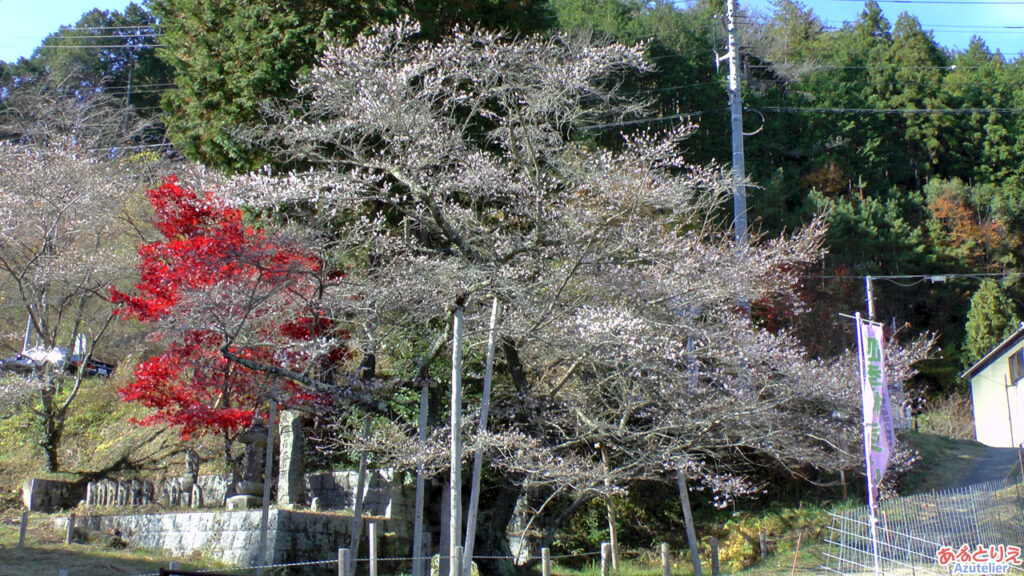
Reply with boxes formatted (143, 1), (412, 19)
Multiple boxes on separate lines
(856, 313), (883, 576)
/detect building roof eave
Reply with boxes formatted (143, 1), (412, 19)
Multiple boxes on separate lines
(961, 324), (1024, 381)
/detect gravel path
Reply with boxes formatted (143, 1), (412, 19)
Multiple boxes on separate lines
(958, 445), (1023, 486)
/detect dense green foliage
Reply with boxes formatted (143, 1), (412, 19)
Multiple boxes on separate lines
(151, 0), (553, 172)
(963, 280), (1022, 368)
(4, 0), (1024, 391)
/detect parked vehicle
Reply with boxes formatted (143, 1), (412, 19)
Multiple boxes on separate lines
(0, 327), (114, 377)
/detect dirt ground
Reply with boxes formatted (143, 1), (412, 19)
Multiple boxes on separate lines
(959, 446), (1024, 486)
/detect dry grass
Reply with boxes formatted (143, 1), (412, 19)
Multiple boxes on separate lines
(0, 511), (226, 576)
(917, 393), (975, 440)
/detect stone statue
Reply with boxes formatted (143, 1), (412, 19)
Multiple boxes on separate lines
(227, 418), (268, 510)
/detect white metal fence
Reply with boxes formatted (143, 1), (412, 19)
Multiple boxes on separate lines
(824, 479), (1024, 576)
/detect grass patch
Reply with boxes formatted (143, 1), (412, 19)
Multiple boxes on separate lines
(898, 430), (990, 493)
(0, 373), (185, 512)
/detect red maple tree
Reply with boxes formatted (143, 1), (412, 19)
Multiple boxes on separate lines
(113, 177), (343, 441)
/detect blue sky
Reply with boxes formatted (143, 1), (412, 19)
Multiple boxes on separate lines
(0, 0), (137, 63)
(741, 0), (1024, 58)
(1, 0), (1023, 63)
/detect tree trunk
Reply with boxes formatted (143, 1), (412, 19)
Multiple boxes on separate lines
(500, 338), (538, 433)
(676, 470), (703, 576)
(474, 480), (520, 576)
(39, 384), (63, 472)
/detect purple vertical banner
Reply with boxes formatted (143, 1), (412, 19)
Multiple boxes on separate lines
(858, 319), (895, 496)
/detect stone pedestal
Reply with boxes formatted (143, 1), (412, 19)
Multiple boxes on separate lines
(226, 495), (264, 510)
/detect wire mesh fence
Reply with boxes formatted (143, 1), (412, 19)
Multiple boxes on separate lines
(823, 479), (1024, 576)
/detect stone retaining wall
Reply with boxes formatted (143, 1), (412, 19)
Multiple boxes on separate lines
(22, 478), (85, 513)
(29, 468), (414, 515)
(59, 509), (408, 567)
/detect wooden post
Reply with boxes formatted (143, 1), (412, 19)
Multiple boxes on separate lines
(542, 547), (552, 576)
(439, 488), (451, 576)
(338, 548), (351, 576)
(675, 470), (703, 576)
(256, 400), (276, 576)
(711, 537), (720, 576)
(661, 543), (671, 576)
(452, 545), (464, 576)
(18, 510), (28, 548)
(424, 529), (433, 575)
(413, 381), (429, 576)
(449, 306), (464, 576)
(369, 521), (379, 576)
(599, 444), (619, 571)
(64, 513), (75, 544)
(601, 542), (612, 576)
(349, 417), (372, 575)
(759, 533), (768, 559)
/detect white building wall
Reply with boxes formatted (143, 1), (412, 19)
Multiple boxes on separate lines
(970, 343), (1024, 447)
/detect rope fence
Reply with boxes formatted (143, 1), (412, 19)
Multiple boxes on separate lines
(74, 545), (683, 576)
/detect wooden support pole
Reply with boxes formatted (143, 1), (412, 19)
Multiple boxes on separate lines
(369, 521), (379, 576)
(711, 537), (720, 576)
(542, 547), (551, 576)
(338, 548), (351, 576)
(413, 381), (429, 576)
(256, 400), (276, 576)
(452, 545), (464, 576)
(601, 542), (612, 576)
(661, 543), (671, 576)
(449, 307), (465, 576)
(600, 445), (619, 571)
(759, 533), (768, 559)
(18, 510), (28, 548)
(676, 470), (703, 576)
(349, 417), (372, 576)
(463, 297), (500, 576)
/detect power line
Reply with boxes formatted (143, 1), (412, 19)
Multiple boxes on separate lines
(803, 272), (1023, 282)
(52, 25), (159, 31)
(824, 0), (1024, 4)
(579, 109), (721, 131)
(763, 105), (1024, 115)
(33, 44), (165, 50)
(37, 34), (163, 40)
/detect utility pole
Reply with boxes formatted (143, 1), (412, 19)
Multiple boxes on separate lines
(865, 276), (876, 321)
(726, 0), (747, 246)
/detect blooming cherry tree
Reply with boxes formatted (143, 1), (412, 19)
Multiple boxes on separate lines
(0, 138), (148, 471)
(206, 20), (926, 567)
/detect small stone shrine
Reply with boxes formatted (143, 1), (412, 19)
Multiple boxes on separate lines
(227, 418), (269, 510)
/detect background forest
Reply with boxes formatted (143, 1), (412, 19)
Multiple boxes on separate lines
(1, 0), (1022, 571)
(5, 0), (1021, 395)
